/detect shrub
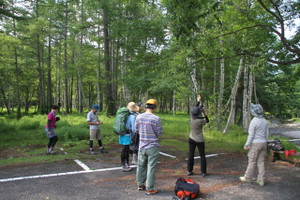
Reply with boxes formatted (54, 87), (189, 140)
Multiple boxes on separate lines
(17, 116), (40, 130)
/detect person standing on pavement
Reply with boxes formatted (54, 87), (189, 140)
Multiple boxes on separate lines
(240, 103), (269, 186)
(45, 105), (60, 155)
(119, 102), (139, 172)
(187, 95), (209, 177)
(86, 104), (108, 154)
(136, 99), (163, 195)
(131, 102), (142, 164)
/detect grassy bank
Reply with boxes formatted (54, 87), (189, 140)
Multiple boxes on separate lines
(0, 112), (298, 167)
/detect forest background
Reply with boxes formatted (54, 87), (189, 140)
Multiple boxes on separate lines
(0, 0), (299, 136)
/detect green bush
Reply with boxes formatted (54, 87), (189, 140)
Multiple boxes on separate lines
(17, 116), (41, 130)
(0, 117), (16, 133)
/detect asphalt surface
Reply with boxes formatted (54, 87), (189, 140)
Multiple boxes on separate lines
(1, 146), (300, 200)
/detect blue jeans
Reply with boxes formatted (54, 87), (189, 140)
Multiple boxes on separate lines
(136, 146), (159, 190)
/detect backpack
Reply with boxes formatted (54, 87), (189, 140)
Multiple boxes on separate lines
(113, 107), (130, 136)
(174, 177), (200, 200)
(267, 139), (285, 151)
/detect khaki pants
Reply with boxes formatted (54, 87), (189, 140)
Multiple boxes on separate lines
(136, 146), (159, 191)
(90, 129), (101, 140)
(244, 142), (267, 182)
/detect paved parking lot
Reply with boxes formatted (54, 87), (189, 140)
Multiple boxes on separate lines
(1, 147), (300, 200)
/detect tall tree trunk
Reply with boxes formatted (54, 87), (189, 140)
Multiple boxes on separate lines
(222, 57), (244, 134)
(64, 1), (69, 114)
(13, 16), (21, 119)
(217, 58), (225, 130)
(243, 59), (249, 132)
(172, 90), (176, 116)
(47, 34), (52, 110)
(35, 0), (45, 114)
(56, 39), (62, 113)
(103, 4), (115, 115)
(213, 58), (217, 115)
(97, 23), (102, 109)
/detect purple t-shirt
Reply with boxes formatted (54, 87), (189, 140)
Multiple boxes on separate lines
(45, 111), (56, 129)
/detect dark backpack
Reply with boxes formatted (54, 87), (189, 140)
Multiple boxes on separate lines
(174, 177), (200, 200)
(267, 139), (285, 151)
(113, 107), (130, 136)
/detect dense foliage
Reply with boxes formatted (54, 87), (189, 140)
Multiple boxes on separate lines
(0, 0), (299, 130)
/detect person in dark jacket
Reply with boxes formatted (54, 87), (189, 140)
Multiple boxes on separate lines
(187, 95), (209, 177)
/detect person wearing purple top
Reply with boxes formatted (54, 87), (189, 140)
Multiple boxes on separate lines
(45, 105), (60, 155)
(135, 99), (162, 195)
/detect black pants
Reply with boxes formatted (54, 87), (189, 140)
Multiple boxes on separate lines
(48, 136), (58, 149)
(121, 145), (130, 166)
(187, 138), (206, 174)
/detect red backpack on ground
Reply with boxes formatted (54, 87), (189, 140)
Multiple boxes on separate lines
(174, 177), (200, 200)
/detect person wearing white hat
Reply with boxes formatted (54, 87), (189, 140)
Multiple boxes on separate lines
(119, 102), (139, 172)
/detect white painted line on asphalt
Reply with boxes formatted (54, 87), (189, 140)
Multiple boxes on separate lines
(185, 153), (219, 160)
(74, 159), (90, 171)
(159, 151), (176, 158)
(0, 165), (137, 183)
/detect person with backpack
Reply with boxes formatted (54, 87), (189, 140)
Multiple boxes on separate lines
(187, 95), (209, 177)
(86, 104), (108, 154)
(240, 103), (269, 186)
(136, 99), (163, 195)
(45, 105), (60, 155)
(119, 102), (139, 172)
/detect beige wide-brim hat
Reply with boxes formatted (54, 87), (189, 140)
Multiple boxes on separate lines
(127, 102), (139, 112)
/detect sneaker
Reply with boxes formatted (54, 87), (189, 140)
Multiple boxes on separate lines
(89, 148), (97, 155)
(240, 176), (251, 182)
(100, 148), (108, 153)
(257, 180), (264, 186)
(46, 149), (50, 155)
(187, 171), (194, 176)
(145, 189), (158, 195)
(202, 173), (207, 177)
(138, 185), (145, 191)
(121, 165), (132, 172)
(49, 150), (57, 155)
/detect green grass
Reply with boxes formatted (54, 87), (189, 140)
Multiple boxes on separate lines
(0, 111), (299, 167)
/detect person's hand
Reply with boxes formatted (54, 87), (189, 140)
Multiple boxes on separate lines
(197, 94), (201, 102)
(244, 145), (249, 150)
(48, 131), (51, 134)
(99, 121), (103, 125)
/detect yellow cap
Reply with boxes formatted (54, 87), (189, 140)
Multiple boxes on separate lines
(146, 99), (157, 106)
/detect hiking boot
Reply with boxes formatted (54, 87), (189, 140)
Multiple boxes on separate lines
(138, 185), (145, 191)
(257, 180), (265, 186)
(145, 189), (158, 195)
(240, 176), (251, 182)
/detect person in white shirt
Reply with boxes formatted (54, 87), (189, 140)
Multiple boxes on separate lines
(240, 103), (269, 186)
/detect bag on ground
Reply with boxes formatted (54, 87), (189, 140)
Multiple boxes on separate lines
(267, 139), (285, 151)
(174, 177), (200, 200)
(113, 107), (130, 136)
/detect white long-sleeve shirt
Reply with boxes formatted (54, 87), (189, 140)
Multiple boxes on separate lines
(245, 117), (269, 147)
